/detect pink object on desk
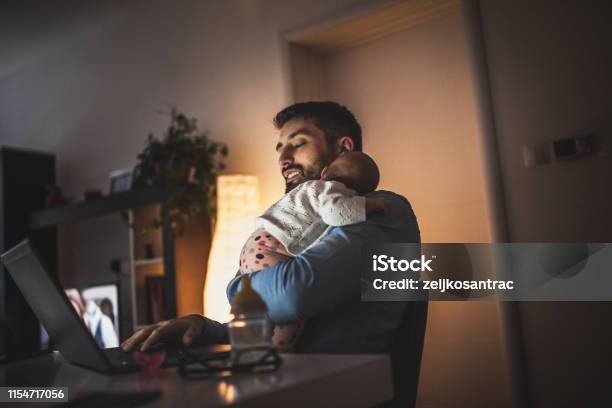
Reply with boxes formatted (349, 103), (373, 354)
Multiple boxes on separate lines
(132, 351), (168, 379)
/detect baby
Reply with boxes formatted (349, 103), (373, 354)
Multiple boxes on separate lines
(238, 151), (388, 351)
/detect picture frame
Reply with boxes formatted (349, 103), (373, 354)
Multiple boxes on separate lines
(109, 168), (132, 194)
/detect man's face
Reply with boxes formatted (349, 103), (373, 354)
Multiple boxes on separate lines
(276, 118), (335, 193)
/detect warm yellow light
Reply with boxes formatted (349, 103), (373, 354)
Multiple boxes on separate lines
(204, 175), (260, 323)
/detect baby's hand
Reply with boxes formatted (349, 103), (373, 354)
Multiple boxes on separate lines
(366, 197), (390, 216)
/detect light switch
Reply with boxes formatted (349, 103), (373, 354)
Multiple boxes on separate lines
(522, 143), (549, 168)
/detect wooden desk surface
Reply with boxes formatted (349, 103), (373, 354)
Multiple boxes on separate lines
(0, 351), (393, 407)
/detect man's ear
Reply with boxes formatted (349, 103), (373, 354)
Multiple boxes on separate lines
(335, 136), (355, 154)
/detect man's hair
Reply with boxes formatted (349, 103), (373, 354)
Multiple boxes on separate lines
(273, 101), (363, 151)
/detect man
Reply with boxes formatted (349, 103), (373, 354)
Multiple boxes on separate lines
(122, 101), (420, 353)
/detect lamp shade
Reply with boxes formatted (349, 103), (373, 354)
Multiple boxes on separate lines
(204, 175), (259, 323)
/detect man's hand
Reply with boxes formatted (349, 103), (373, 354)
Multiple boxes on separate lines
(366, 197), (390, 216)
(120, 314), (206, 352)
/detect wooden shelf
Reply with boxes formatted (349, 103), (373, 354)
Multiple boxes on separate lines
(30, 187), (165, 230)
(134, 257), (163, 267)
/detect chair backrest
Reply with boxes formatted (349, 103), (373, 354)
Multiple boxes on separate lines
(386, 301), (429, 407)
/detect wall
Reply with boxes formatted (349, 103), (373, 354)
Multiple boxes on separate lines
(324, 14), (489, 243)
(0, 0), (373, 210)
(321, 13), (510, 408)
(0, 0), (368, 288)
(480, 0), (612, 406)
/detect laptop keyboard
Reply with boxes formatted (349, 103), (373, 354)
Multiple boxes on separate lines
(103, 346), (187, 368)
(102, 344), (231, 369)
(103, 347), (137, 366)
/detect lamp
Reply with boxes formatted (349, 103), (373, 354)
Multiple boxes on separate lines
(204, 175), (259, 323)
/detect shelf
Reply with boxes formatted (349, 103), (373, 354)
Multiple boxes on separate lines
(134, 257), (163, 267)
(30, 187), (165, 230)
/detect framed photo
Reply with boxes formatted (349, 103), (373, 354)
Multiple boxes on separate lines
(109, 168), (132, 194)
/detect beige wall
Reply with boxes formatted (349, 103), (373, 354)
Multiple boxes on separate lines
(324, 13), (489, 243)
(480, 0), (612, 244)
(480, 1), (612, 406)
(317, 12), (510, 408)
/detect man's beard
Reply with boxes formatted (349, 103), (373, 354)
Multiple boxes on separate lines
(283, 146), (336, 193)
(284, 164), (321, 193)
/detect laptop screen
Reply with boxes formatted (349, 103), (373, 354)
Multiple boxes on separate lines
(40, 284), (120, 350)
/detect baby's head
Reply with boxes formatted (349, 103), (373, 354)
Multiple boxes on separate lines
(321, 151), (380, 194)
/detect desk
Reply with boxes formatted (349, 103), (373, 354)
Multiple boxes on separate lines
(0, 351), (393, 407)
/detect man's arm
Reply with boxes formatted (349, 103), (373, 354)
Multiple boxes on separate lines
(227, 226), (359, 324)
(227, 192), (420, 325)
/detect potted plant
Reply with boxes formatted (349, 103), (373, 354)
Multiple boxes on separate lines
(132, 108), (228, 235)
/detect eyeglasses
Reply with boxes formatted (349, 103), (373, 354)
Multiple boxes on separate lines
(177, 346), (282, 380)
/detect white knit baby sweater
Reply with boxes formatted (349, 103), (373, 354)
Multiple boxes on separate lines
(254, 180), (366, 255)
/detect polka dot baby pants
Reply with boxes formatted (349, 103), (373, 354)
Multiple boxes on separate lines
(238, 228), (304, 352)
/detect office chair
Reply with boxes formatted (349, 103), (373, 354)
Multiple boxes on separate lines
(382, 300), (429, 407)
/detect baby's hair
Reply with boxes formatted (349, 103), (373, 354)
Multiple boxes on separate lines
(330, 152), (380, 194)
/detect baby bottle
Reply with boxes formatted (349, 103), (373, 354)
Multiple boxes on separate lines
(228, 275), (272, 365)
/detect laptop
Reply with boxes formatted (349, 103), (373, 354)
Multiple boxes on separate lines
(1, 239), (229, 374)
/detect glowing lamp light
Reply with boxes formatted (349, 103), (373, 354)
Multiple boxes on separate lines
(204, 175), (259, 323)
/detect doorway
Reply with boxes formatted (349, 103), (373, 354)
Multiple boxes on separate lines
(283, 0), (512, 406)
